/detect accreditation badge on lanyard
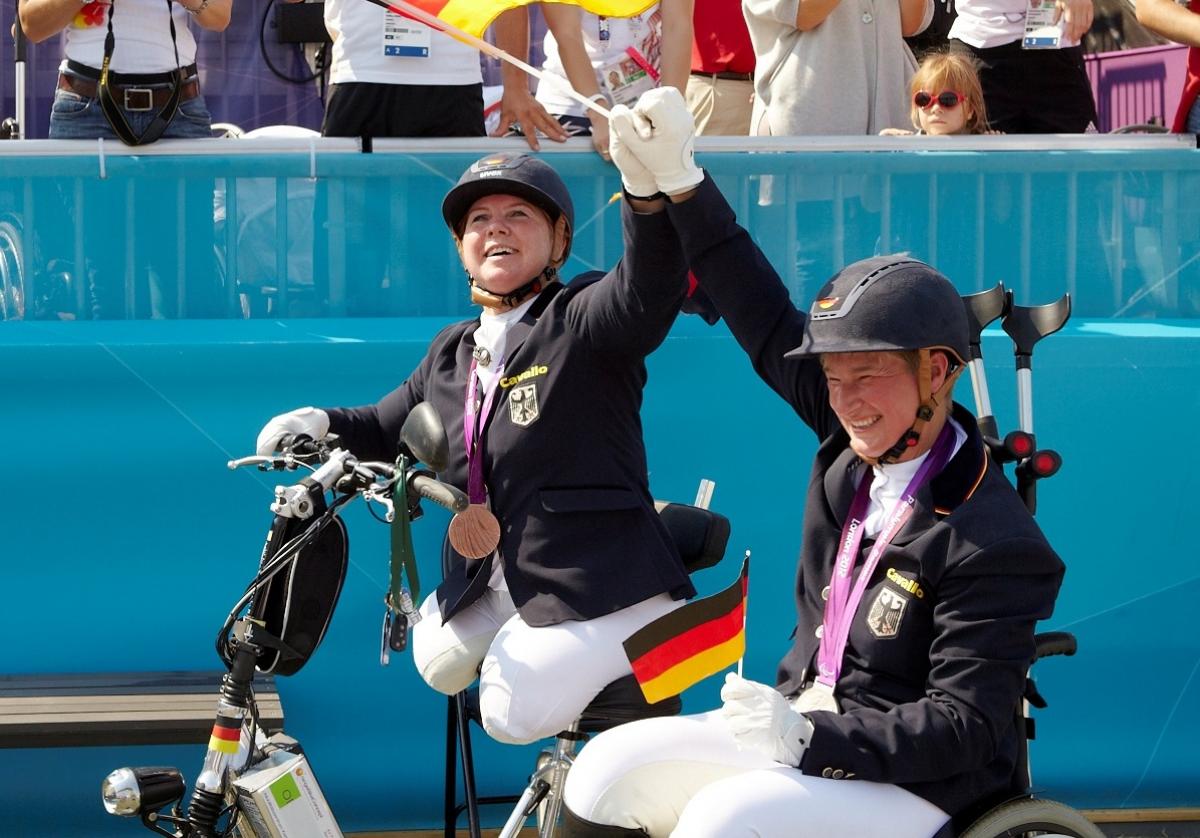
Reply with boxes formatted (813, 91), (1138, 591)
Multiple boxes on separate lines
(1021, 0), (1063, 48)
(810, 424), (957, 713)
(383, 11), (432, 58)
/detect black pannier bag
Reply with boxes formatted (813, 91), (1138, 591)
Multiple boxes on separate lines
(256, 515), (349, 676)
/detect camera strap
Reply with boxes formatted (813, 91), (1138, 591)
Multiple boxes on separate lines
(97, 0), (184, 146)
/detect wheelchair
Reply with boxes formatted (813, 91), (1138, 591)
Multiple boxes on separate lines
(946, 629), (1103, 838)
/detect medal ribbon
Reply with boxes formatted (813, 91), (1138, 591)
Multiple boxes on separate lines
(463, 357), (505, 504)
(816, 423), (956, 687)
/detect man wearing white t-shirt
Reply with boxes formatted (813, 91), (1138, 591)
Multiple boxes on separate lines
(948, 0), (1097, 132)
(19, 0), (231, 140)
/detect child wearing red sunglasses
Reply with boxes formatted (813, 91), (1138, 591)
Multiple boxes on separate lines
(882, 52), (993, 135)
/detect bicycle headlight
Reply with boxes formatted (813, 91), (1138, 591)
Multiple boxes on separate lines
(102, 766), (185, 816)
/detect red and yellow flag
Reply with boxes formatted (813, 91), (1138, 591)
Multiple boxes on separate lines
(393, 0), (658, 39)
(624, 559), (749, 705)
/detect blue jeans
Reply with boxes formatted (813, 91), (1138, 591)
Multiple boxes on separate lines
(49, 77), (213, 140)
(1187, 96), (1200, 135)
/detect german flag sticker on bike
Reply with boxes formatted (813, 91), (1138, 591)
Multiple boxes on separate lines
(623, 559), (748, 705)
(209, 721), (241, 755)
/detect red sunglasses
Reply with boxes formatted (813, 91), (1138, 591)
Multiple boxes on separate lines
(913, 90), (965, 110)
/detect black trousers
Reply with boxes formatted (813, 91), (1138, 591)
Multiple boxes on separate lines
(950, 39), (1098, 133)
(321, 81), (485, 138)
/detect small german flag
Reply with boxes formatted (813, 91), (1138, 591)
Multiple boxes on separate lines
(624, 558), (749, 704)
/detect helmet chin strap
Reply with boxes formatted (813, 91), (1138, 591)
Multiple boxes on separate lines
(468, 265), (558, 310)
(869, 349), (964, 466)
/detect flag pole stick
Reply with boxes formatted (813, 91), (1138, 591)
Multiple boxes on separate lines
(737, 550), (749, 679)
(369, 0), (613, 120)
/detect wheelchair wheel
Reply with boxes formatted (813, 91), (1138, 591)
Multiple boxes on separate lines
(0, 218), (26, 320)
(959, 797), (1105, 838)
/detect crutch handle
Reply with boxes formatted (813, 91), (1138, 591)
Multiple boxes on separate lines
(1002, 294), (1072, 364)
(962, 283), (1011, 360)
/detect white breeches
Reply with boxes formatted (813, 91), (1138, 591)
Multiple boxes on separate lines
(411, 587), (681, 745)
(562, 710), (951, 838)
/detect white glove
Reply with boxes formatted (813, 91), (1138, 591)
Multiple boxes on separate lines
(608, 88), (703, 196)
(720, 673), (814, 766)
(255, 407), (330, 456)
(608, 107), (660, 198)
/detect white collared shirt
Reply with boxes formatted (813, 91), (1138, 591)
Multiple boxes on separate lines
(861, 417), (967, 538)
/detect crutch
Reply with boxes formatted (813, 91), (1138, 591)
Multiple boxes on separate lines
(2, 10), (27, 139)
(961, 284), (1038, 466)
(1001, 294), (1071, 513)
(961, 283), (1010, 444)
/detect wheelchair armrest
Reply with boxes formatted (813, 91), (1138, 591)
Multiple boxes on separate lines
(656, 502), (731, 574)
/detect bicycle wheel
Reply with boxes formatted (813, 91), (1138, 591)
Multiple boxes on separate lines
(959, 798), (1105, 838)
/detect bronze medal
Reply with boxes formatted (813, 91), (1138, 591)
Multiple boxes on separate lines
(448, 503), (501, 559)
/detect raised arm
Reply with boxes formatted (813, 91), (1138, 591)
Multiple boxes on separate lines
(1136, 0), (1200, 46)
(608, 87), (835, 433)
(560, 196), (689, 358)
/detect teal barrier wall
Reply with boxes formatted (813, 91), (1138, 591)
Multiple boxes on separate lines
(1, 142), (1198, 835)
(2, 136), (1199, 321)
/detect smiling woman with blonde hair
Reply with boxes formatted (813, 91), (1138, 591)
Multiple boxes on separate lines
(255, 151), (697, 747)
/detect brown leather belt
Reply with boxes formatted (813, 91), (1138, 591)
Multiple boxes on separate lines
(58, 73), (201, 112)
(691, 70), (754, 82)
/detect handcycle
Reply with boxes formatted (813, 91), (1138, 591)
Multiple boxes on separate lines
(100, 402), (467, 838)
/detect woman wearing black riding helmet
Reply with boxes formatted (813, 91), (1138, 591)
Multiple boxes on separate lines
(558, 89), (1065, 838)
(255, 151), (696, 745)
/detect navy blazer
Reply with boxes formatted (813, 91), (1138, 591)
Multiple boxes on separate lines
(325, 200), (696, 627)
(666, 177), (1065, 818)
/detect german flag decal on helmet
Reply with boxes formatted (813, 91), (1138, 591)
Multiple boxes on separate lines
(816, 297), (840, 310)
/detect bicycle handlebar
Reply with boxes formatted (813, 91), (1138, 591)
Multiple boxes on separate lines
(412, 474), (469, 513)
(228, 446), (466, 515)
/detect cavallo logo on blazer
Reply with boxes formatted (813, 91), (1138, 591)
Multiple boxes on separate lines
(509, 382), (540, 426)
(866, 587), (907, 638)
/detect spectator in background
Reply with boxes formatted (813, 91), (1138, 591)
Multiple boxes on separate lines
(19, 0), (230, 141)
(881, 50), (992, 135)
(948, 0), (1096, 132)
(302, 1), (561, 141)
(687, 0), (755, 135)
(531, 0), (694, 157)
(1135, 0), (1200, 132)
(742, 0), (932, 135)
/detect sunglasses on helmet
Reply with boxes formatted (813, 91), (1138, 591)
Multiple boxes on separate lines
(913, 90), (965, 110)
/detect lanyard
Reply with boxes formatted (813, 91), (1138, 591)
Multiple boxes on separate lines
(463, 357), (505, 504)
(815, 423), (956, 687)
